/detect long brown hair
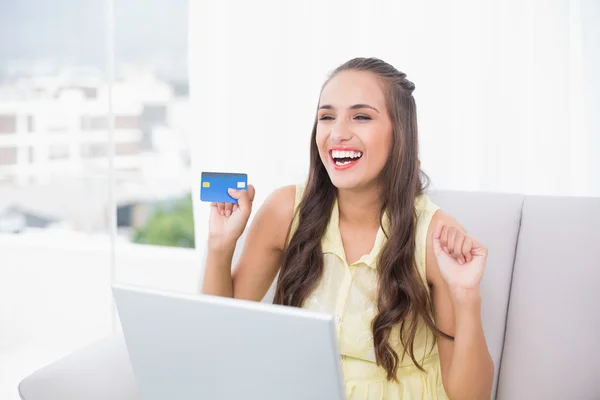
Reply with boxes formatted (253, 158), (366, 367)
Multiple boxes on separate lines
(273, 57), (451, 381)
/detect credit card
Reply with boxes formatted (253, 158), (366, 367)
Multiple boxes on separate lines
(200, 172), (248, 204)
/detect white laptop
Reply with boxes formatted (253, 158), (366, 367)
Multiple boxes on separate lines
(112, 284), (346, 400)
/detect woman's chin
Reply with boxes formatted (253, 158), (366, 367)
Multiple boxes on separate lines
(328, 176), (363, 191)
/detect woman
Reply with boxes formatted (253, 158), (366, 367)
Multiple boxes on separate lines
(203, 57), (494, 399)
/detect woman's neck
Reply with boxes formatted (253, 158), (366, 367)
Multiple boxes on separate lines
(336, 187), (382, 229)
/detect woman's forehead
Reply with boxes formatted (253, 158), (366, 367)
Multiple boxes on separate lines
(319, 70), (386, 108)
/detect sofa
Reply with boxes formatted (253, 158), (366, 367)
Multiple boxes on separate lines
(17, 190), (600, 399)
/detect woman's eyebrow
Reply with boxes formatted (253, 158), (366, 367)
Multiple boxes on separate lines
(318, 104), (380, 113)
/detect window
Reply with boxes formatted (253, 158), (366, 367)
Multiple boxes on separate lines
(115, 141), (140, 156)
(0, 147), (17, 165)
(0, 1), (114, 397)
(113, 0), (193, 253)
(48, 145), (70, 160)
(81, 143), (107, 158)
(81, 116), (108, 131)
(115, 115), (139, 130)
(0, 1), (192, 398)
(27, 115), (35, 132)
(0, 115), (17, 134)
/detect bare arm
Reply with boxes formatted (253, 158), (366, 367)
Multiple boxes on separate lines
(202, 185), (296, 301)
(426, 210), (494, 400)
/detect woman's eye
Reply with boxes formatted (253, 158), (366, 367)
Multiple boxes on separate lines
(355, 114), (372, 121)
(319, 115), (334, 121)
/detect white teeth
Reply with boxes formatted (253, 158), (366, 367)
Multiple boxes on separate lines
(335, 160), (352, 166)
(331, 150), (362, 159)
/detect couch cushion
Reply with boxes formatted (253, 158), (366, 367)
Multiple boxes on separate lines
(18, 334), (140, 400)
(496, 195), (600, 400)
(429, 190), (524, 399)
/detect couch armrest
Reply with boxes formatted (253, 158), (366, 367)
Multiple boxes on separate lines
(18, 334), (140, 400)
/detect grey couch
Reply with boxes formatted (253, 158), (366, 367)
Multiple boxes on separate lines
(18, 191), (600, 400)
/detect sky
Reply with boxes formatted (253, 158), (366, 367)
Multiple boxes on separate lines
(0, 0), (188, 79)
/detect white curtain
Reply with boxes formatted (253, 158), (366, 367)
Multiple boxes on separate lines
(189, 0), (600, 253)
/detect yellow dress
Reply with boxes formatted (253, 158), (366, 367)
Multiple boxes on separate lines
(290, 184), (449, 400)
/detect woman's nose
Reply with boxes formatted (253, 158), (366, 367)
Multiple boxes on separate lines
(330, 122), (352, 143)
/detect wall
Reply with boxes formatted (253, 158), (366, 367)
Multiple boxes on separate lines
(189, 0), (600, 280)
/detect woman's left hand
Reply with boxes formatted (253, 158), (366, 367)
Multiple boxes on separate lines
(432, 222), (487, 292)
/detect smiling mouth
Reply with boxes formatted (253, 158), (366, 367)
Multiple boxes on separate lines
(330, 149), (363, 168)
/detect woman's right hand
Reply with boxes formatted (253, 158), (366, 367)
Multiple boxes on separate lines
(208, 185), (256, 249)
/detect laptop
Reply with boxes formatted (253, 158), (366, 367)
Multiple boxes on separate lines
(112, 284), (346, 400)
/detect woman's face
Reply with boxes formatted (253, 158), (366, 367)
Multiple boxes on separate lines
(316, 70), (393, 192)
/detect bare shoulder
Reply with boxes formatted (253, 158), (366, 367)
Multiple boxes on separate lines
(259, 184), (296, 223)
(250, 184), (297, 250)
(425, 209), (466, 284)
(429, 209), (466, 234)
(230, 185), (297, 300)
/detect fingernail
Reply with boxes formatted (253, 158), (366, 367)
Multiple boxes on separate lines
(458, 259), (464, 265)
(226, 210), (231, 216)
(228, 188), (236, 194)
(444, 247), (449, 254)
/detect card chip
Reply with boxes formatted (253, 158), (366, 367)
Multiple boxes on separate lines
(237, 182), (246, 188)
(202, 181), (210, 188)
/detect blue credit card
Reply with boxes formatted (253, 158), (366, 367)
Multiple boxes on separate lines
(200, 172), (248, 204)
